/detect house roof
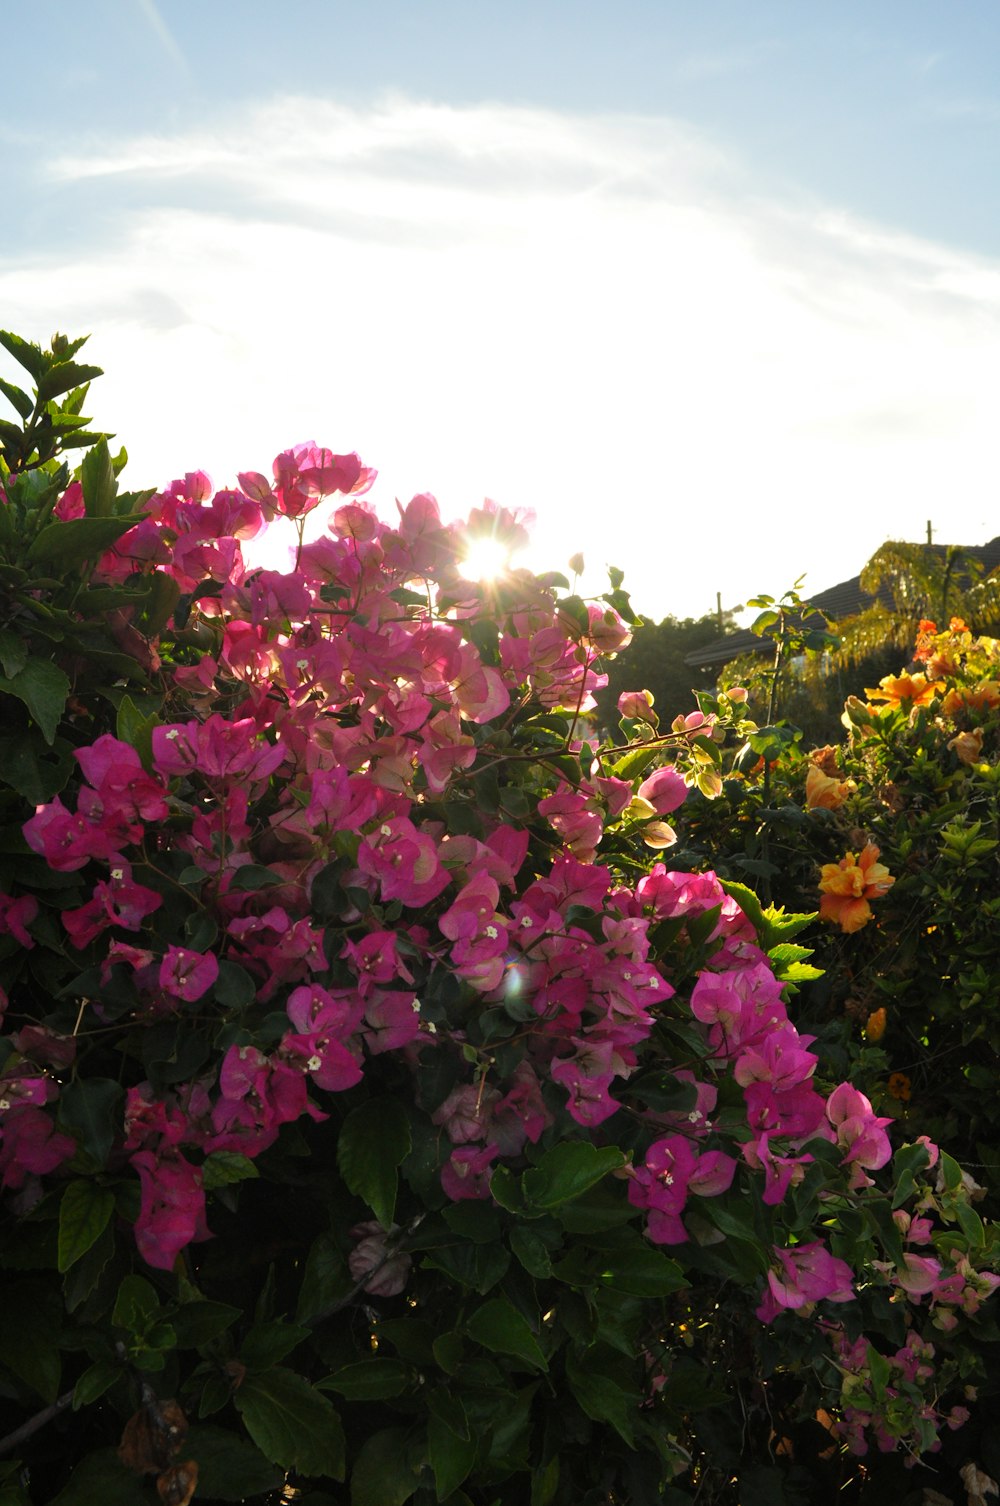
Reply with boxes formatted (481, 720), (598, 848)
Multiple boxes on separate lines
(683, 537), (1000, 670)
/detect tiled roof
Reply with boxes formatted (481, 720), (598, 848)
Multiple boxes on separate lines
(684, 537), (1000, 670)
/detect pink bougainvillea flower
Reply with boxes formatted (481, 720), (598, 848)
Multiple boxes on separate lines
(637, 765), (688, 816)
(159, 946), (220, 1003)
(130, 1149), (209, 1270)
(818, 843), (894, 934)
(757, 1241), (854, 1322)
(0, 1105), (76, 1189)
(0, 892), (38, 948)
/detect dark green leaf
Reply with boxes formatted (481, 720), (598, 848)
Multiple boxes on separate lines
(59, 1077), (124, 1166)
(228, 864), (286, 892)
(112, 1273), (160, 1331)
(465, 1297), (547, 1371)
(186, 1425), (284, 1501)
(58, 1179), (115, 1273)
(72, 1358), (121, 1409)
(422, 1240), (510, 1293)
(521, 1142), (625, 1210)
(0, 331), (45, 381)
(428, 1411), (477, 1500)
(0, 630), (27, 680)
(37, 361), (103, 405)
(169, 1300), (242, 1349)
(320, 1358), (410, 1400)
(0, 1282), (61, 1402)
(26, 514), (144, 566)
(240, 1320), (309, 1371)
(214, 960), (258, 1009)
(565, 1353), (637, 1446)
(0, 657), (70, 744)
(202, 1151), (259, 1189)
(235, 1367), (345, 1479)
(48, 1448), (144, 1506)
(337, 1096), (411, 1228)
(350, 1428), (422, 1506)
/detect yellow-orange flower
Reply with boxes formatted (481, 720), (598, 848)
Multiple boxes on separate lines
(865, 672), (942, 711)
(818, 843), (895, 933)
(809, 744), (841, 777)
(887, 1072), (911, 1102)
(941, 681), (1000, 716)
(947, 726), (985, 765)
(805, 764), (855, 811)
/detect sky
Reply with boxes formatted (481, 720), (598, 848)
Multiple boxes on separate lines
(4, 1), (1000, 623)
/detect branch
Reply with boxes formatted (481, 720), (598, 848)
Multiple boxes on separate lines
(0, 1390), (74, 1457)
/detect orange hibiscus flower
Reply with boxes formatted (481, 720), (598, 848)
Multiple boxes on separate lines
(805, 765), (855, 811)
(865, 672), (942, 711)
(818, 843), (895, 933)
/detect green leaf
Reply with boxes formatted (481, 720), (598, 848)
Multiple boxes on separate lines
(0, 629), (28, 679)
(169, 1300), (242, 1349)
(48, 1448), (143, 1506)
(228, 864), (286, 891)
(112, 1273), (160, 1332)
(58, 1077), (124, 1166)
(320, 1358), (410, 1400)
(337, 1096), (411, 1228)
(295, 1232), (347, 1325)
(465, 1297), (547, 1371)
(0, 1282), (61, 1402)
(37, 361), (103, 406)
(0, 378), (32, 421)
(0, 657), (70, 744)
(72, 1357), (121, 1409)
(509, 1226), (554, 1279)
(235, 1367), (346, 1479)
(240, 1320), (310, 1372)
(350, 1428), (423, 1506)
(0, 331), (46, 382)
(58, 1179), (115, 1273)
(26, 513), (143, 566)
(79, 436), (116, 518)
(187, 1425), (284, 1501)
(116, 693), (160, 769)
(201, 1151), (260, 1189)
(521, 1142), (625, 1210)
(565, 1353), (637, 1446)
(214, 960), (257, 1009)
(421, 1240), (510, 1293)
(428, 1411), (477, 1500)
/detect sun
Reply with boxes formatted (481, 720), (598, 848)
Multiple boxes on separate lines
(457, 534), (513, 583)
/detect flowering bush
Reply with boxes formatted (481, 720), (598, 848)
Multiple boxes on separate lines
(0, 332), (998, 1505)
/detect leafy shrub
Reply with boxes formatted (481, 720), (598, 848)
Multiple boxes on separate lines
(0, 333), (997, 1506)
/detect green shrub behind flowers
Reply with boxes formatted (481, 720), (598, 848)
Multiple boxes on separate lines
(0, 331), (997, 1506)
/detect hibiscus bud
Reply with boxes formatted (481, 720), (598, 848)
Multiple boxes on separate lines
(348, 1221), (412, 1297)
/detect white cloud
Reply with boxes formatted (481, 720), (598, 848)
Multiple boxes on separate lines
(4, 94), (1000, 625)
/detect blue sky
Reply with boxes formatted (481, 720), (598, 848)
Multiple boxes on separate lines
(4, 2), (1000, 622)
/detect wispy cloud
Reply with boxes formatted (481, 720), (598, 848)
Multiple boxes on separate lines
(134, 0), (193, 81)
(5, 95), (1000, 619)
